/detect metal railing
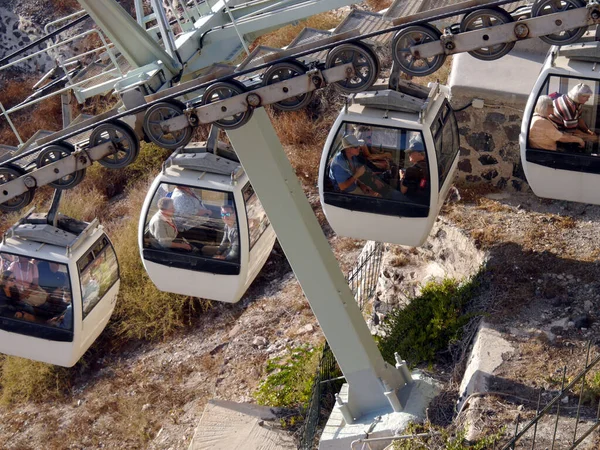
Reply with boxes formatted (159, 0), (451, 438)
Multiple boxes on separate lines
(297, 241), (384, 449)
(347, 241), (384, 311)
(502, 341), (600, 449)
(297, 342), (342, 450)
(0, 20), (122, 147)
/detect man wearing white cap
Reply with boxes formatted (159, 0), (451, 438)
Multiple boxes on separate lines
(329, 134), (379, 196)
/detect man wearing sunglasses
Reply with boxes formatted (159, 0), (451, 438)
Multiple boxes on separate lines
(214, 205), (239, 261)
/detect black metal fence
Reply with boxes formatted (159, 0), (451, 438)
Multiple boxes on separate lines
(347, 241), (384, 311)
(296, 241), (384, 449)
(501, 341), (600, 450)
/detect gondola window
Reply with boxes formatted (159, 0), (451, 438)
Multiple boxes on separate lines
(323, 122), (431, 217)
(0, 252), (73, 339)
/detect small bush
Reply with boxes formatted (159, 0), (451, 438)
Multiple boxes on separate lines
(378, 274), (482, 367)
(254, 346), (320, 408)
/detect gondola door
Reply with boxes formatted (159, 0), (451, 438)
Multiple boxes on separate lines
(74, 234), (120, 357)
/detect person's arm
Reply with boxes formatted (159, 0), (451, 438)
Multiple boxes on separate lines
(578, 117), (595, 135)
(558, 133), (585, 147)
(216, 228), (229, 255)
(337, 165), (366, 192)
(224, 230), (240, 261)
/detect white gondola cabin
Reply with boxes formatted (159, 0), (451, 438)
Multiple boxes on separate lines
(139, 143), (276, 303)
(318, 84), (460, 246)
(520, 41), (600, 205)
(0, 213), (119, 367)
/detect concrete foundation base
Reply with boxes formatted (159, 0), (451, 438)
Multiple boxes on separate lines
(319, 372), (441, 450)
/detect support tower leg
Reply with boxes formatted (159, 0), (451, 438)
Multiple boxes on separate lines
(226, 109), (409, 419)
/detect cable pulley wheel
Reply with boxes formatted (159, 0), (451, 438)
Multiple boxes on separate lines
(392, 25), (446, 77)
(89, 121), (140, 169)
(0, 164), (34, 212)
(143, 101), (193, 150)
(532, 0), (587, 45)
(459, 7), (515, 61)
(202, 81), (252, 130)
(325, 43), (379, 93)
(36, 143), (86, 190)
(262, 61), (314, 111)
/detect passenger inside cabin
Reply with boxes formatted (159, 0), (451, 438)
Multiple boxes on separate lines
(38, 261), (68, 294)
(0, 271), (35, 321)
(9, 256), (39, 294)
(399, 135), (429, 199)
(529, 96), (585, 151)
(354, 126), (394, 172)
(329, 135), (383, 197)
(213, 205), (239, 262)
(172, 186), (213, 240)
(149, 197), (192, 251)
(47, 297), (73, 330)
(550, 83), (596, 136)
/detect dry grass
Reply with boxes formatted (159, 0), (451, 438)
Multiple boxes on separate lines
(419, 56), (454, 86)
(365, 0), (394, 11)
(0, 77), (63, 147)
(455, 181), (502, 204)
(0, 357), (70, 405)
(49, 0), (80, 13)
(476, 197), (513, 213)
(389, 254), (409, 267)
(270, 106), (335, 186)
(250, 12), (342, 50)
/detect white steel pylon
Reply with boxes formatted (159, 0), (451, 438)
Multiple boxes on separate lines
(226, 109), (412, 420)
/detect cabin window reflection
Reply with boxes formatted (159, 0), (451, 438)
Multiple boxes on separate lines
(0, 252), (73, 331)
(242, 183), (270, 250)
(143, 184), (240, 264)
(433, 101), (459, 190)
(324, 122), (430, 206)
(77, 236), (119, 319)
(528, 76), (599, 154)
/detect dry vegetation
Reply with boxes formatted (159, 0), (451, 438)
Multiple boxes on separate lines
(0, 76), (63, 147)
(250, 12), (342, 51)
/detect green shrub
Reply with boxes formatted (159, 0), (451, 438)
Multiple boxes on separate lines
(378, 274), (482, 367)
(254, 346), (320, 408)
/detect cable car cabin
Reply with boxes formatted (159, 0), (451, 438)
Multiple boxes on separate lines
(139, 144), (276, 303)
(521, 41), (600, 205)
(318, 84), (460, 246)
(0, 214), (119, 367)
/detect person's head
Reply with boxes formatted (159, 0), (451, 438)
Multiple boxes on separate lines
(354, 126), (372, 145)
(177, 186), (196, 196)
(407, 134), (425, 162)
(535, 95), (554, 117)
(568, 83), (593, 105)
(17, 256), (30, 266)
(221, 205), (236, 227)
(158, 197), (175, 216)
(341, 134), (363, 157)
(49, 262), (60, 273)
(1, 271), (18, 298)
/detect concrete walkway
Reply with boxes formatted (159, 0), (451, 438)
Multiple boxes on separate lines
(188, 400), (296, 450)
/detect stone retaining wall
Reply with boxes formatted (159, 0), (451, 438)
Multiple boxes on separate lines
(453, 101), (528, 192)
